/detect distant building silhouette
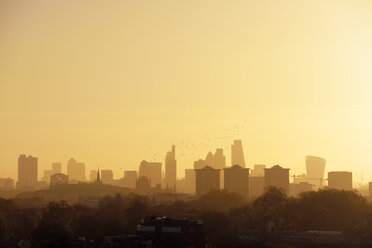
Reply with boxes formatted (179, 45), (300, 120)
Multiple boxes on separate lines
(52, 162), (62, 174)
(122, 170), (137, 189)
(328, 171), (352, 190)
(306, 156), (326, 188)
(251, 164), (266, 177)
(185, 169), (196, 194)
(231, 140), (246, 167)
(17, 154), (38, 190)
(194, 159), (206, 170)
(224, 165), (250, 198)
(89, 170), (97, 181)
(194, 149), (226, 170)
(195, 166), (220, 197)
(101, 170), (114, 184)
(136, 176), (151, 195)
(213, 149), (226, 169)
(165, 145), (177, 189)
(369, 182), (372, 201)
(41, 170), (53, 183)
(67, 158), (86, 182)
(290, 182), (312, 197)
(50, 173), (69, 186)
(264, 165), (290, 195)
(249, 176), (265, 198)
(139, 160), (162, 187)
(0, 178), (14, 190)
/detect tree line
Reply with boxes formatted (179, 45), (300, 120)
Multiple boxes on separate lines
(1, 188), (372, 247)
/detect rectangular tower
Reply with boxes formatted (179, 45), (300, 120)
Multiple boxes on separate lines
(231, 140), (246, 167)
(17, 154), (38, 190)
(195, 166), (220, 197)
(224, 165), (250, 198)
(264, 165), (290, 195)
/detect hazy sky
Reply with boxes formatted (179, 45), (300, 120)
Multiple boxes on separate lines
(1, 1), (372, 183)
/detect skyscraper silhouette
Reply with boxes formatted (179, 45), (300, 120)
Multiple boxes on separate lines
(224, 165), (250, 198)
(328, 171), (352, 190)
(231, 140), (246, 167)
(264, 165), (290, 195)
(305, 155), (326, 188)
(67, 158), (86, 182)
(195, 166), (220, 197)
(139, 160), (162, 187)
(164, 145), (177, 189)
(17, 154), (38, 190)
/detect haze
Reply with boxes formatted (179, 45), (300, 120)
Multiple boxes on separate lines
(1, 0), (372, 181)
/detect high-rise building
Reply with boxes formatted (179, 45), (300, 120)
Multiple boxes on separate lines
(101, 170), (114, 183)
(195, 166), (220, 197)
(139, 160), (162, 187)
(250, 176), (265, 198)
(213, 148), (226, 169)
(165, 145), (177, 189)
(194, 149), (226, 170)
(41, 170), (53, 183)
(0, 178), (15, 190)
(306, 156), (326, 188)
(185, 169), (196, 194)
(231, 140), (246, 167)
(67, 158), (86, 182)
(194, 159), (206, 170)
(123, 170), (137, 189)
(52, 162), (62, 174)
(89, 170), (97, 181)
(224, 165), (249, 198)
(17, 154), (38, 190)
(264, 165), (290, 195)
(328, 171), (352, 190)
(251, 164), (266, 177)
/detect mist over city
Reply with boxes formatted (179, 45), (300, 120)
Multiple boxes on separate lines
(2, 0), (372, 247)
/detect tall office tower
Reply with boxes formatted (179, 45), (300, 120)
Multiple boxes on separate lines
(51, 162), (62, 174)
(165, 145), (177, 189)
(185, 169), (196, 194)
(231, 140), (246, 167)
(89, 170), (97, 181)
(251, 164), (266, 177)
(67, 158), (86, 182)
(213, 148), (226, 169)
(264, 165), (290, 195)
(224, 165), (250, 198)
(306, 155), (326, 188)
(328, 171), (352, 190)
(139, 160), (162, 187)
(123, 170), (137, 189)
(101, 170), (114, 183)
(205, 151), (214, 166)
(195, 166), (220, 197)
(17, 154), (38, 190)
(194, 159), (206, 170)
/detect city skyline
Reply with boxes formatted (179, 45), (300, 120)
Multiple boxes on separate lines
(1, 139), (369, 186)
(2, 1), (372, 183)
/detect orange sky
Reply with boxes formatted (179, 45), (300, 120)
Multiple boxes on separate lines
(1, 1), (372, 184)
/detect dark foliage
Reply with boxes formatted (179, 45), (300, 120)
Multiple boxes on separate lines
(0, 188), (371, 247)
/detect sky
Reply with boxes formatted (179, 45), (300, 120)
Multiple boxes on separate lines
(1, 0), (372, 184)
